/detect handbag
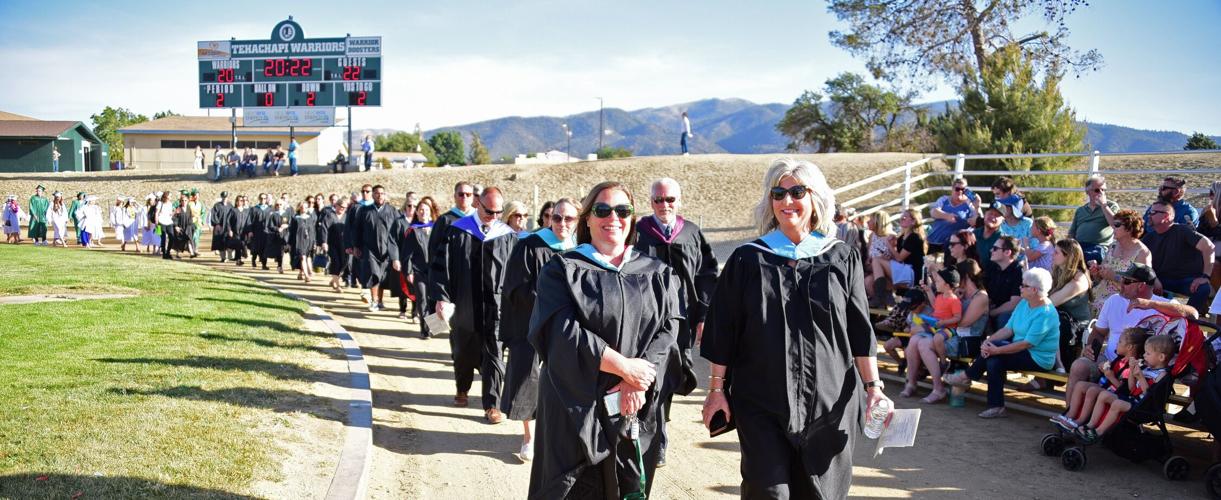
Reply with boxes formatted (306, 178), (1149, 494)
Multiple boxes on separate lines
(313, 253), (329, 269)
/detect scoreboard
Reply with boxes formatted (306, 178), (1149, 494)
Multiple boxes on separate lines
(198, 19), (381, 109)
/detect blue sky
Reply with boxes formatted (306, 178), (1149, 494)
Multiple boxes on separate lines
(1, 0), (1217, 136)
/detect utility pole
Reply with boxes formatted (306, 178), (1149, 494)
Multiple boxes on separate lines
(562, 123), (572, 162)
(595, 97), (604, 152)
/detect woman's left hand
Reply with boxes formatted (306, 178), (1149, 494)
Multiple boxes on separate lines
(865, 387), (893, 425)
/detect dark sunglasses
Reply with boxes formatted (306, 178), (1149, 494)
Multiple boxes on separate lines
(591, 203), (634, 219)
(652, 196), (677, 204)
(949, 240), (963, 246)
(1160, 185), (1177, 191)
(361, 190), (372, 194)
(483, 208), (504, 216)
(1112, 222), (1124, 228)
(952, 186), (965, 192)
(1092, 188), (1105, 193)
(1121, 278), (1141, 285)
(551, 214), (578, 224)
(770, 185), (810, 200)
(457, 192), (474, 198)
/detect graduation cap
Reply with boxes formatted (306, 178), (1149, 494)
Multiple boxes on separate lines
(76, 191), (86, 198)
(189, 188), (200, 196)
(145, 193), (156, 201)
(179, 189), (190, 196)
(52, 191), (62, 197)
(220, 191), (230, 199)
(5, 195), (16, 201)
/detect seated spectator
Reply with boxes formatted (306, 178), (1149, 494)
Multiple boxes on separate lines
(262, 148), (275, 174)
(900, 267), (963, 403)
(866, 211), (897, 303)
(225, 149), (240, 178)
(1066, 263), (1196, 397)
(884, 208), (926, 289)
(241, 147), (258, 177)
(1143, 200), (1215, 311)
(1068, 175), (1119, 264)
(1049, 239), (1093, 369)
(973, 202), (1004, 266)
(1025, 216), (1056, 272)
(943, 228), (979, 270)
(945, 267), (1060, 418)
(986, 235), (1024, 330)
(912, 260), (990, 381)
(927, 178), (977, 255)
(996, 192), (1032, 250)
(1143, 176), (1199, 228)
(1198, 182), (1221, 288)
(1088, 209), (1151, 315)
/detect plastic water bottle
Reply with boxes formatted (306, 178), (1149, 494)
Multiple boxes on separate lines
(863, 399), (891, 439)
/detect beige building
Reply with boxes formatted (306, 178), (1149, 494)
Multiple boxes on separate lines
(119, 116), (345, 171)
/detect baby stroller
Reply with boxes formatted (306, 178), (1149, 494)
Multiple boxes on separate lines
(1040, 314), (1206, 480)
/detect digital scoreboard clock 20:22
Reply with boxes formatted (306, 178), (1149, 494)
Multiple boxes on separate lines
(199, 56), (380, 108)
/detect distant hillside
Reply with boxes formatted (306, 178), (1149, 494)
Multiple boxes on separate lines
(357, 98), (1218, 158)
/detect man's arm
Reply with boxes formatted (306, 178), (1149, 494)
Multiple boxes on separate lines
(1129, 297), (1199, 320)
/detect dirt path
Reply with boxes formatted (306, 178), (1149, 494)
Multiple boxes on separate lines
(192, 256), (1208, 499)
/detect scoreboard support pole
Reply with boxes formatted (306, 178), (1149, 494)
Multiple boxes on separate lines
(230, 109), (237, 157)
(346, 106), (353, 170)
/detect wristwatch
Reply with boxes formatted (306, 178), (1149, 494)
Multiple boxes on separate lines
(864, 379), (885, 390)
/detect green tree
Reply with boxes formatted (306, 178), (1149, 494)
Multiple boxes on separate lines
(468, 132), (491, 165)
(153, 110), (180, 120)
(1185, 132), (1219, 150)
(931, 45), (1086, 220)
(427, 131), (466, 166)
(828, 0), (1102, 89)
(777, 73), (913, 152)
(594, 146), (632, 159)
(375, 131), (438, 165)
(90, 106), (148, 162)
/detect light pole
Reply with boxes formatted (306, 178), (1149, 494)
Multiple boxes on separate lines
(561, 123), (572, 162)
(595, 97), (604, 152)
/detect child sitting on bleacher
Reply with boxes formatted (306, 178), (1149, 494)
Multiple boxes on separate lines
(1060, 334), (1176, 443)
(900, 268), (962, 401)
(1056, 327), (1148, 429)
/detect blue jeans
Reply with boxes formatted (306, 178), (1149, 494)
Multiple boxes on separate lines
(1160, 276), (1211, 311)
(289, 157), (298, 175)
(52, 160), (58, 173)
(681, 132), (689, 154)
(964, 347), (1045, 407)
(270, 160), (283, 174)
(1079, 242), (1107, 264)
(213, 163), (224, 180)
(364, 154), (372, 170)
(240, 161), (256, 177)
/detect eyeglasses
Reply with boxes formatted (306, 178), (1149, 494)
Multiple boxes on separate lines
(1121, 278), (1141, 285)
(1092, 188), (1105, 194)
(949, 240), (963, 247)
(551, 214), (578, 224)
(509, 212), (527, 218)
(591, 203), (634, 219)
(770, 185), (810, 200)
(952, 187), (965, 192)
(1112, 222), (1124, 228)
(457, 192), (474, 198)
(483, 208), (504, 216)
(991, 246), (1010, 253)
(652, 196), (677, 204)
(1019, 284), (1033, 289)
(1160, 185), (1177, 191)
(361, 190), (371, 194)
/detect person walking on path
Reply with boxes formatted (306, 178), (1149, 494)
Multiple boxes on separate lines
(633, 177), (719, 467)
(27, 185), (49, 245)
(155, 192), (174, 259)
(210, 192), (235, 262)
(701, 158), (890, 498)
(499, 197), (579, 462)
(69, 191), (85, 245)
(352, 185), (401, 311)
(48, 192), (69, 247)
(3, 195), (27, 244)
(680, 111), (693, 156)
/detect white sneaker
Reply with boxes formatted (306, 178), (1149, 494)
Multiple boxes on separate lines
(517, 441), (533, 463)
(368, 302), (381, 312)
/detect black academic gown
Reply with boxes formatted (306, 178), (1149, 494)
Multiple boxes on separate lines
(170, 210), (193, 253)
(404, 223), (432, 328)
(344, 200), (372, 282)
(263, 209), (289, 261)
(430, 216), (517, 408)
(351, 202), (400, 288)
(320, 207), (348, 276)
(426, 208), (467, 308)
(389, 214), (415, 299)
(227, 207), (249, 259)
(209, 201), (233, 252)
(246, 205), (270, 258)
(700, 237), (876, 500)
(527, 249), (681, 499)
(289, 214), (315, 259)
(634, 216), (718, 397)
(498, 232), (563, 421)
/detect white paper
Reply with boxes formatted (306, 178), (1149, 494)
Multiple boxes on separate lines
(424, 312), (451, 334)
(873, 408), (921, 457)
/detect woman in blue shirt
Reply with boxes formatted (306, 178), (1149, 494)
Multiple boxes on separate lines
(946, 267), (1060, 418)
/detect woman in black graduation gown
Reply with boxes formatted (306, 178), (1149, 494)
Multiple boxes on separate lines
(247, 193), (271, 270)
(389, 194), (420, 320)
(322, 198), (350, 292)
(289, 201), (316, 282)
(501, 197), (580, 463)
(227, 195), (250, 266)
(528, 182), (681, 499)
(400, 196), (437, 336)
(700, 158), (893, 499)
(264, 199), (290, 273)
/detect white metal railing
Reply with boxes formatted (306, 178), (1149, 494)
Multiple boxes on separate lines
(834, 149), (1221, 221)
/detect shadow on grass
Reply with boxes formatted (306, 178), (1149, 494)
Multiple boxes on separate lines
(107, 385), (348, 423)
(159, 312), (329, 338)
(198, 332), (346, 359)
(0, 473), (260, 499)
(96, 355), (348, 384)
(197, 296), (304, 313)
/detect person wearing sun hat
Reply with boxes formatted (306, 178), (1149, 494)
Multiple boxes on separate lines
(996, 192), (1033, 252)
(28, 185), (49, 245)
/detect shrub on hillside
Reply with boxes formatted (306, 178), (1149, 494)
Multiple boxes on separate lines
(595, 146), (632, 159)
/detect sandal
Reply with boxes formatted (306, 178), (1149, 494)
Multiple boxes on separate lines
(899, 384), (917, 398)
(920, 390), (947, 404)
(1073, 425), (1098, 444)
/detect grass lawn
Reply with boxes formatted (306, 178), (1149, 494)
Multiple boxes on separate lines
(0, 244), (343, 498)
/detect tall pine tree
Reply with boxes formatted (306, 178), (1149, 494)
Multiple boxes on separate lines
(932, 45), (1086, 219)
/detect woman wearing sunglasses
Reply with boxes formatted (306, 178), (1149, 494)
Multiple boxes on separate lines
(500, 197), (580, 463)
(528, 183), (679, 499)
(701, 158), (890, 498)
